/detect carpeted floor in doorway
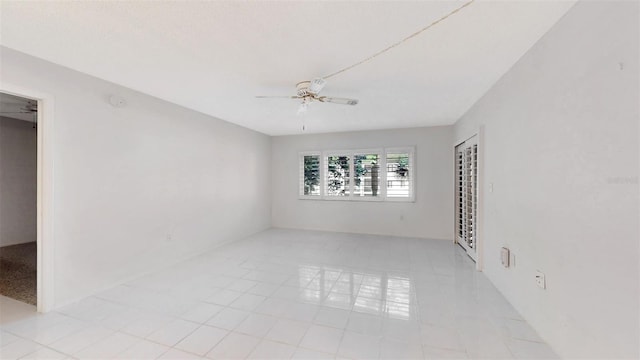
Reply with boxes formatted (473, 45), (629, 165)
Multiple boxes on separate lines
(0, 242), (36, 305)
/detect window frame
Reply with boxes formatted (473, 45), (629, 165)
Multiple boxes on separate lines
(298, 146), (415, 202)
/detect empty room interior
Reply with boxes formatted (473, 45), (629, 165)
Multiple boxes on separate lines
(0, 0), (638, 359)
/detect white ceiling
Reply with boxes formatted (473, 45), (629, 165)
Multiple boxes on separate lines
(0, 1), (575, 135)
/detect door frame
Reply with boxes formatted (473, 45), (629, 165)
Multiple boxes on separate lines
(453, 126), (484, 271)
(1, 83), (55, 312)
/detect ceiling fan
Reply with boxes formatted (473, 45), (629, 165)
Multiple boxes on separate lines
(256, 78), (358, 114)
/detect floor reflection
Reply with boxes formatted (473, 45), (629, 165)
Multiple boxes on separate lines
(297, 265), (413, 320)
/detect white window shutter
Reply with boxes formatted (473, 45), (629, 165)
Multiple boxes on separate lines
(385, 148), (414, 200)
(300, 153), (321, 197)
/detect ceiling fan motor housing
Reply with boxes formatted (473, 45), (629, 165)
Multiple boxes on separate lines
(296, 81), (311, 97)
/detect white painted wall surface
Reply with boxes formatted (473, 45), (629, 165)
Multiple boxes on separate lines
(454, 1), (639, 358)
(0, 47), (272, 308)
(272, 126), (453, 240)
(0, 116), (37, 247)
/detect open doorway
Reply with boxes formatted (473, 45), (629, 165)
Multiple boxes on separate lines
(0, 92), (38, 307)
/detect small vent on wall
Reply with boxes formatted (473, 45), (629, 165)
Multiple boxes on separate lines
(501, 247), (510, 268)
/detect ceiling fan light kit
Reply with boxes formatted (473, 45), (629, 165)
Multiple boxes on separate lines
(297, 98), (310, 115)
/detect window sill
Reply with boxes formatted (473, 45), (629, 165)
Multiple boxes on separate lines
(298, 196), (415, 203)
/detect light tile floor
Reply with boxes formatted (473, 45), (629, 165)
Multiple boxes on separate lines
(0, 229), (557, 359)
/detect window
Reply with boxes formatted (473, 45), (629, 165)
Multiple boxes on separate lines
(299, 147), (415, 201)
(386, 150), (412, 199)
(300, 153), (321, 197)
(326, 155), (351, 197)
(353, 153), (380, 197)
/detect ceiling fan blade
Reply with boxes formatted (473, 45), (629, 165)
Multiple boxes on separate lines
(319, 97), (359, 106)
(255, 95), (299, 99)
(308, 78), (326, 95)
(0, 111), (33, 114)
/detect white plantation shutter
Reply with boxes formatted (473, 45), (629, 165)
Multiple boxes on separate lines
(353, 153), (381, 198)
(299, 153), (321, 197)
(455, 137), (478, 259)
(325, 154), (351, 197)
(299, 147), (415, 201)
(385, 148), (414, 200)
(457, 149), (464, 241)
(465, 144), (478, 248)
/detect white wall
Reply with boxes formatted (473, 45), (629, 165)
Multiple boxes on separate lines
(272, 126), (453, 240)
(0, 116), (37, 247)
(0, 47), (272, 308)
(454, 1), (639, 358)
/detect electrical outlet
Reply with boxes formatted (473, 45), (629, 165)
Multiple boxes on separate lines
(535, 271), (546, 289)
